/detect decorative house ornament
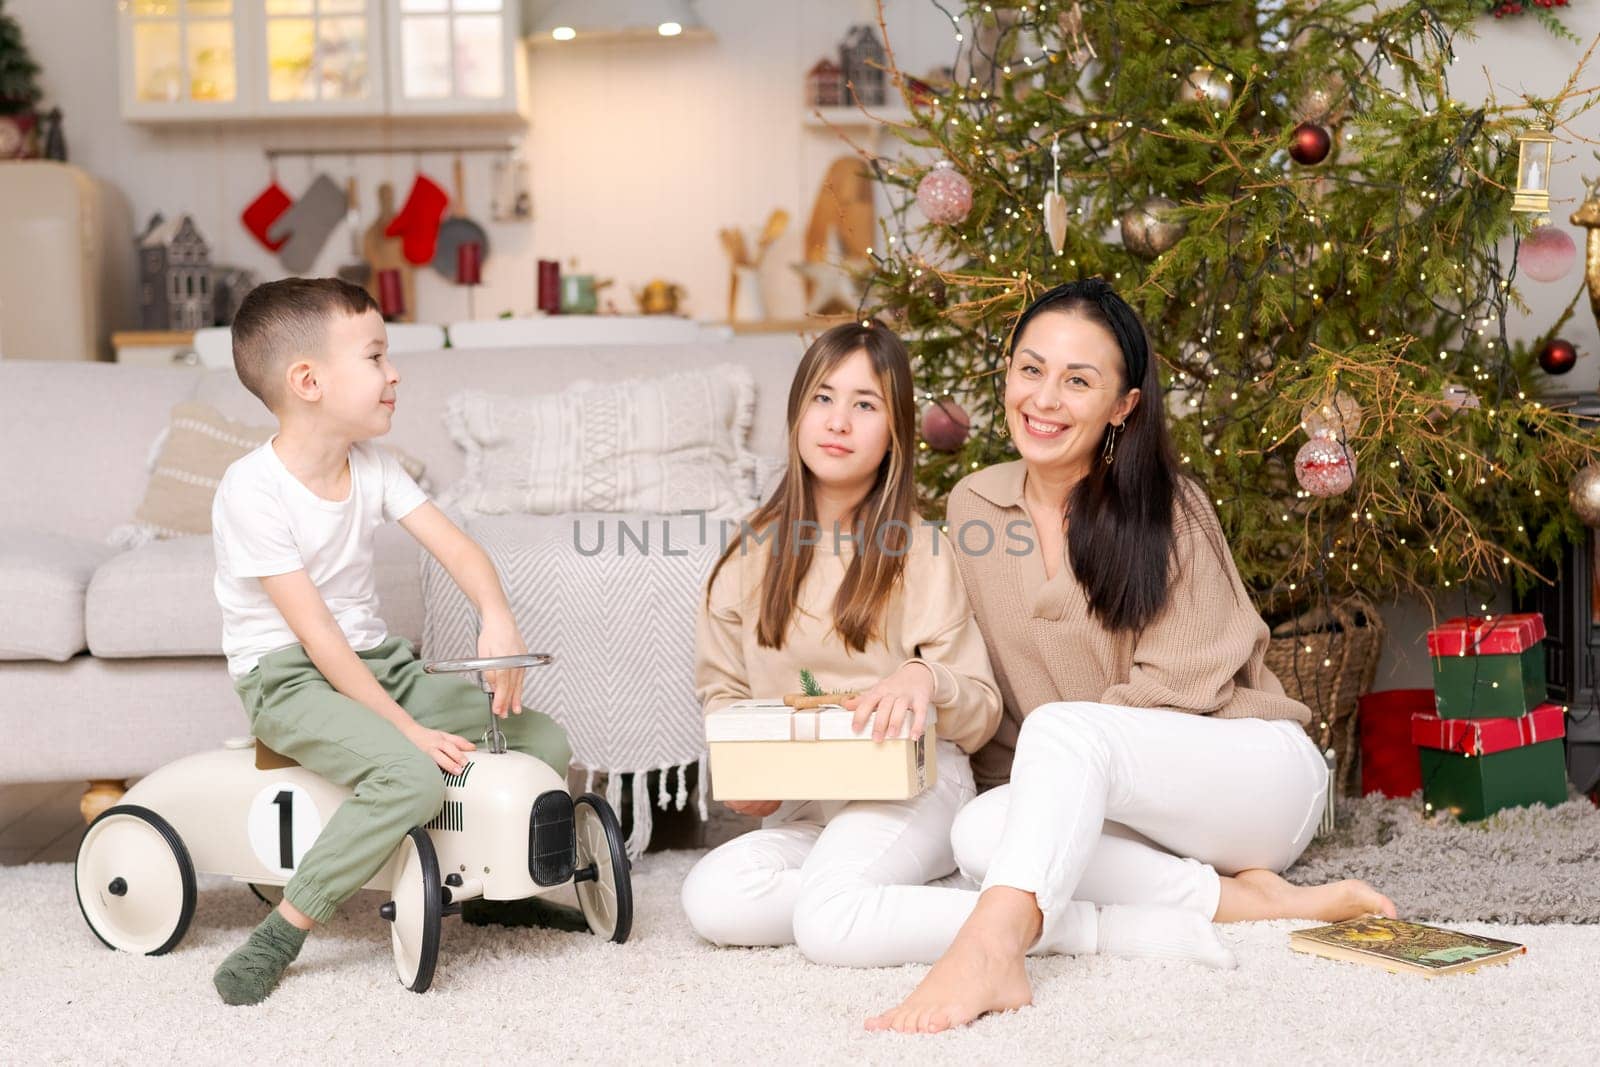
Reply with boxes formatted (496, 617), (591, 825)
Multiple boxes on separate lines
(839, 24), (887, 107)
(1512, 124), (1556, 214)
(137, 212), (214, 331)
(806, 57), (844, 107)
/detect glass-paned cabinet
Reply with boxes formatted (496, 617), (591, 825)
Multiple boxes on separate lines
(386, 0), (519, 116)
(121, 0), (250, 118)
(119, 0), (522, 120)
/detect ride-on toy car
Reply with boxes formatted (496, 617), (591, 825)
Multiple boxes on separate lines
(74, 654), (631, 992)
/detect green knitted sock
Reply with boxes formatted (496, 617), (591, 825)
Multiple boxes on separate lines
(213, 910), (309, 1006)
(461, 896), (589, 932)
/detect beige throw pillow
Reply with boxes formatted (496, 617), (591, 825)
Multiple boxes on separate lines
(128, 401), (428, 539)
(439, 365), (757, 517)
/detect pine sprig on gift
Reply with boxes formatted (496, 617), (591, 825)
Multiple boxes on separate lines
(799, 669), (824, 697)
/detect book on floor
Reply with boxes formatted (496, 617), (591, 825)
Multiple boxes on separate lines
(1289, 916), (1525, 976)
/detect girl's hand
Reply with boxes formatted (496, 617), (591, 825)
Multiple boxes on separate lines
(477, 614), (528, 718)
(725, 800), (782, 818)
(843, 662), (936, 742)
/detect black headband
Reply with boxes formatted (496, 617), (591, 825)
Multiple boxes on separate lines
(1010, 279), (1148, 388)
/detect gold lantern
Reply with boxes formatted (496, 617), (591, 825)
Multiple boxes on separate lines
(1512, 124), (1556, 214)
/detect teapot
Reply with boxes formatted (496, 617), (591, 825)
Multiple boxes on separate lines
(634, 278), (686, 316)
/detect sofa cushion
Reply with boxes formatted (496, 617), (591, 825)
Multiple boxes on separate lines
(0, 528), (118, 661)
(86, 524), (425, 657)
(439, 365), (757, 518)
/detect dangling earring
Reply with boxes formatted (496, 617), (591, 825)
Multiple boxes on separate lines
(1102, 422), (1123, 465)
(997, 418), (1010, 439)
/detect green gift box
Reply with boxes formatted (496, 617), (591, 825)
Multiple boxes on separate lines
(1412, 702), (1568, 821)
(1427, 614), (1546, 719)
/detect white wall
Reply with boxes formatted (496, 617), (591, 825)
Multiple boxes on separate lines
(11, 1), (1600, 685)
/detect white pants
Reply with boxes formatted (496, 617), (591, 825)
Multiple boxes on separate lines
(680, 740), (977, 967)
(979, 702), (1328, 951)
(682, 704), (1326, 966)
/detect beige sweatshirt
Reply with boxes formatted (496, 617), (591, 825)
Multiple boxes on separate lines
(947, 461), (1311, 789)
(695, 523), (1004, 754)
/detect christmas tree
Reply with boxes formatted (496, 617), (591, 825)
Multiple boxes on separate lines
(0, 0), (41, 114)
(860, 0), (1600, 618)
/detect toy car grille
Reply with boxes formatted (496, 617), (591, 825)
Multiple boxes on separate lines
(425, 800), (464, 833)
(441, 764), (474, 788)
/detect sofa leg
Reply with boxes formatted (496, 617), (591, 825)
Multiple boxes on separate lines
(80, 779), (127, 824)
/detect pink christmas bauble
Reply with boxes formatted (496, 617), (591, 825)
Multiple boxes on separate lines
(1295, 434), (1355, 497)
(922, 399), (971, 452)
(1521, 226), (1577, 283)
(916, 162), (973, 226)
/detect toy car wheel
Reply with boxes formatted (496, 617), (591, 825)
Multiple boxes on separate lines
(75, 805), (196, 956)
(248, 883), (284, 907)
(386, 827), (442, 993)
(573, 793), (632, 944)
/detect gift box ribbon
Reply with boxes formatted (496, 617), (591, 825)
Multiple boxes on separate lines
(1425, 613), (1547, 657)
(1410, 702), (1567, 756)
(790, 709), (821, 742)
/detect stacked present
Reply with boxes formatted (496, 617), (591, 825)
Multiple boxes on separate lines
(1416, 613), (1568, 821)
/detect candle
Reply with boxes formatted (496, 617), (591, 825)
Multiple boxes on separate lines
(456, 241), (483, 286)
(537, 258), (561, 314)
(377, 268), (405, 320)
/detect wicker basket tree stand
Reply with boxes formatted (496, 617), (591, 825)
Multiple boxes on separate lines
(1263, 594), (1386, 797)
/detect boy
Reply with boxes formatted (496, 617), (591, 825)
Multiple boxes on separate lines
(210, 278), (571, 1005)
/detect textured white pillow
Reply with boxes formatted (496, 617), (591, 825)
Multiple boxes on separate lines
(439, 365), (757, 516)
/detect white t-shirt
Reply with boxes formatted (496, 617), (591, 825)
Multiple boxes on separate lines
(212, 437), (429, 679)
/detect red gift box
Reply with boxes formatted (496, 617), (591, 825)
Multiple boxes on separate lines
(1359, 688), (1430, 797)
(1425, 613), (1546, 658)
(1411, 702), (1567, 756)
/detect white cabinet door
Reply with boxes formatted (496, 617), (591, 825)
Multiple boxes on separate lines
(253, 0), (386, 116)
(120, 0), (251, 119)
(384, 0), (523, 116)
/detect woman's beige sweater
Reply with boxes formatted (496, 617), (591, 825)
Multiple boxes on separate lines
(946, 461), (1310, 789)
(695, 524), (1003, 754)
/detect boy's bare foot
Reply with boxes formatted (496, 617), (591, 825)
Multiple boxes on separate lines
(865, 888), (1037, 1034)
(1229, 869), (1396, 923)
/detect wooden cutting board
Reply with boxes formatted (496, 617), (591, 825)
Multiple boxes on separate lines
(362, 181), (415, 322)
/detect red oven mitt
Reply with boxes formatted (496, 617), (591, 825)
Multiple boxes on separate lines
(385, 174), (449, 265)
(241, 181), (293, 253)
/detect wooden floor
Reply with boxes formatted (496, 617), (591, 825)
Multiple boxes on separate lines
(0, 782), (85, 865)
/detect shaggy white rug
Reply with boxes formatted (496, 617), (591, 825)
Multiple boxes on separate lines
(0, 852), (1593, 1065)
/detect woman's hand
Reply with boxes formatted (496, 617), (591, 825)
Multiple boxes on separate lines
(477, 612), (528, 718)
(843, 661), (937, 742)
(725, 800), (782, 818)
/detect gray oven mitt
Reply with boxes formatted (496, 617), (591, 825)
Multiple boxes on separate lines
(268, 173), (349, 274)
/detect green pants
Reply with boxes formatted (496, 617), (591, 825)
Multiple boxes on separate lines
(234, 636), (572, 923)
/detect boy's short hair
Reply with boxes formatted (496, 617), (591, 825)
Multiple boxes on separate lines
(231, 277), (381, 409)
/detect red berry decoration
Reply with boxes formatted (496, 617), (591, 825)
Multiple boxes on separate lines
(1538, 338), (1578, 375)
(1289, 121), (1332, 166)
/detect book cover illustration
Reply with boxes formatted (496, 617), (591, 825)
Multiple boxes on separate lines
(1291, 916), (1524, 973)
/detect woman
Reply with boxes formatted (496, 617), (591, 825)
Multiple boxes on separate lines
(868, 279), (1392, 1033)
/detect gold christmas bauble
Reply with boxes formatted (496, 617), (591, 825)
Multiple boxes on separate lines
(1120, 196), (1186, 258)
(1301, 390), (1362, 442)
(1570, 463), (1600, 527)
(1178, 67), (1233, 108)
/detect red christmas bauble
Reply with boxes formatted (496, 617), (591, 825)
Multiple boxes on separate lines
(1289, 122), (1332, 166)
(921, 399), (971, 452)
(1538, 338), (1578, 375)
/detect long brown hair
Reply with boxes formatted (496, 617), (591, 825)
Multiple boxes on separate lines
(706, 321), (918, 652)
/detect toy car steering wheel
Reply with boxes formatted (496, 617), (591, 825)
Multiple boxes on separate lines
(422, 653), (553, 754)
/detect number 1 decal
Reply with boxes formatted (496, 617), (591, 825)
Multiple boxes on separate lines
(249, 783), (323, 877)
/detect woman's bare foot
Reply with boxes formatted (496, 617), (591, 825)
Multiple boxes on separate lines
(1216, 869), (1396, 923)
(865, 887), (1039, 1034)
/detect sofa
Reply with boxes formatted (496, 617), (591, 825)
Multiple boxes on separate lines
(0, 335), (804, 822)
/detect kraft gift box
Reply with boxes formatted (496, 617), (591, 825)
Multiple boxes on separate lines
(706, 700), (937, 801)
